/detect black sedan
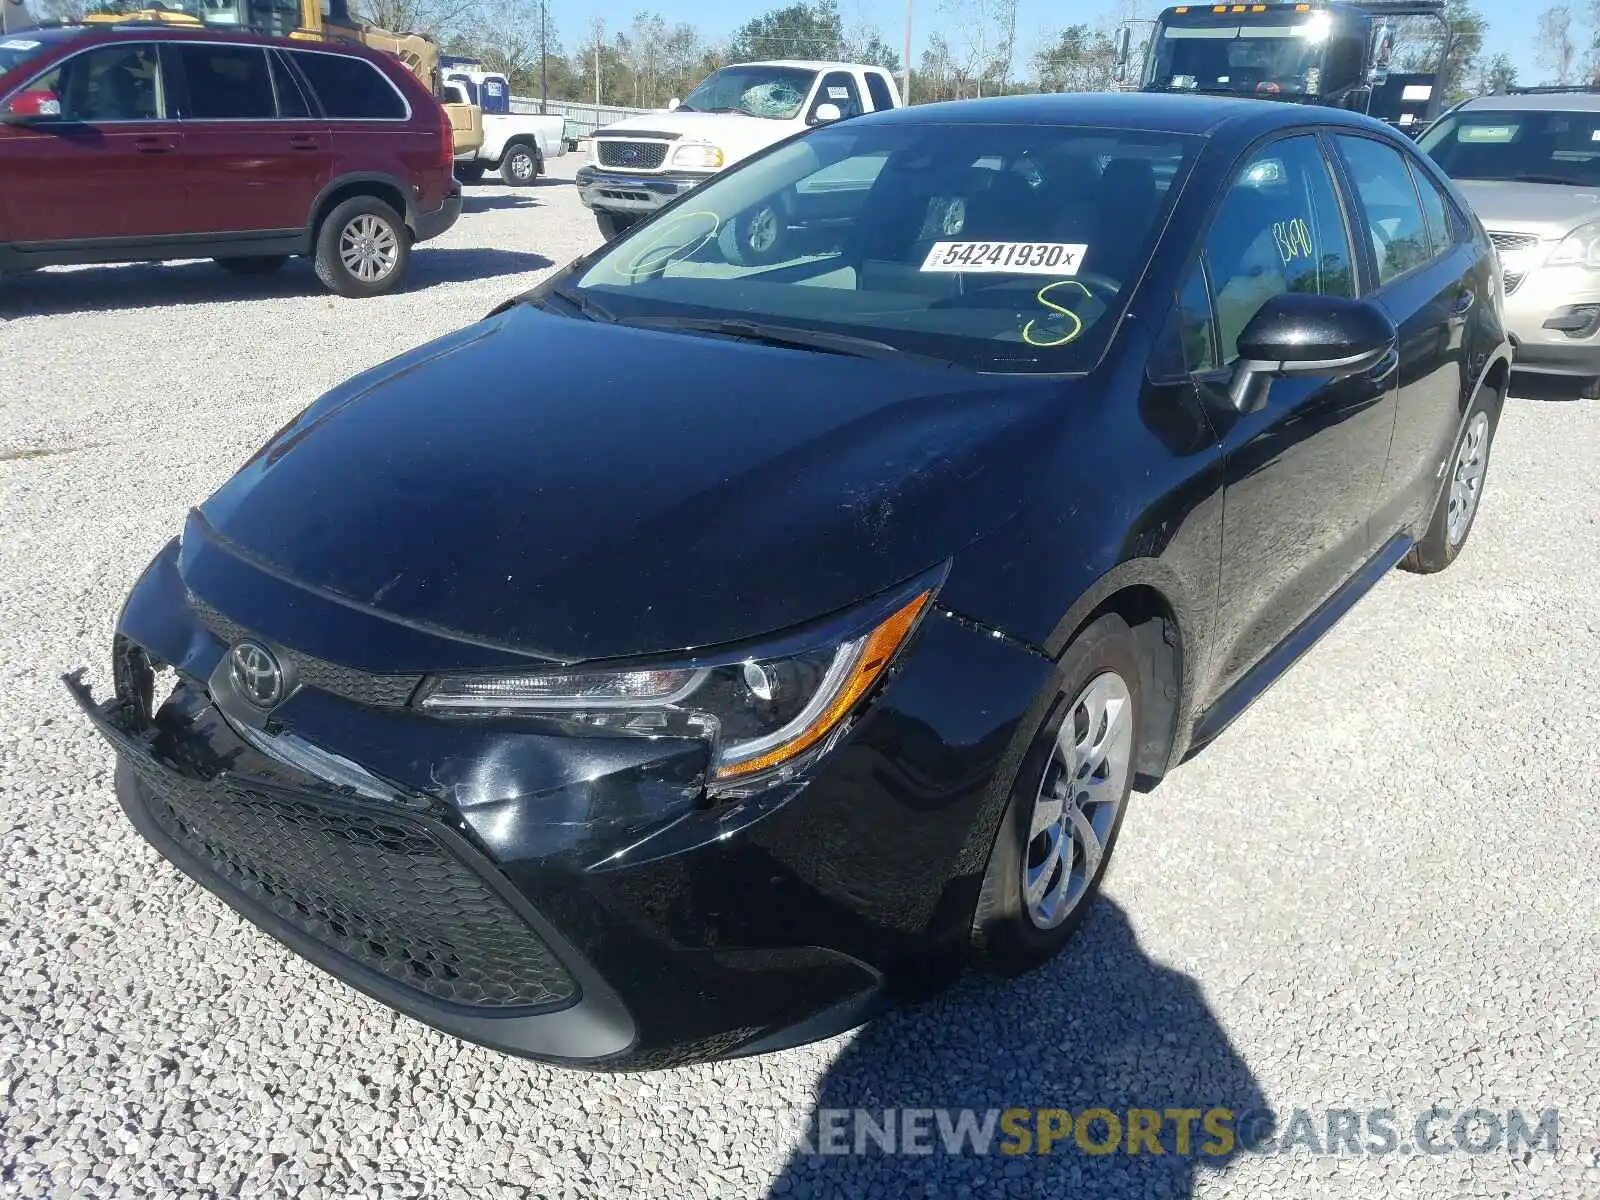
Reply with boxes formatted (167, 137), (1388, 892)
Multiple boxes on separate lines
(71, 93), (1511, 1070)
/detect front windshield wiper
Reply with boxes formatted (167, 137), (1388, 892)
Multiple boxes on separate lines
(543, 284), (618, 323)
(616, 316), (954, 368)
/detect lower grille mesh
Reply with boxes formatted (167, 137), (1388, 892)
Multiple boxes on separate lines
(123, 751), (577, 1010)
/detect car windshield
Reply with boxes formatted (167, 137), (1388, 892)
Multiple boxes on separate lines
(569, 121), (1197, 374)
(677, 65), (817, 119)
(1147, 16), (1326, 95)
(1418, 109), (1600, 186)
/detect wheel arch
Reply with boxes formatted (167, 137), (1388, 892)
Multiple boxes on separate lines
(1043, 561), (1202, 792)
(310, 175), (413, 240)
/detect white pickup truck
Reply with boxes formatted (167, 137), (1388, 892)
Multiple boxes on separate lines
(576, 60), (902, 240)
(442, 59), (567, 187)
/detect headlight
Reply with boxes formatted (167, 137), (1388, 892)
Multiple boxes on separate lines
(1547, 220), (1600, 268)
(416, 583), (937, 795)
(671, 143), (724, 170)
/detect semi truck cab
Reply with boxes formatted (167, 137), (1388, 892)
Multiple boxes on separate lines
(1118, 1), (1451, 132)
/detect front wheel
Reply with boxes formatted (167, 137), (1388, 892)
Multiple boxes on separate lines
(500, 143), (540, 186)
(971, 614), (1142, 976)
(313, 196), (410, 299)
(595, 210), (637, 240)
(1401, 385), (1500, 573)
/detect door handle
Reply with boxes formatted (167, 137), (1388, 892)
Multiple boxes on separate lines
(132, 136), (173, 154)
(1448, 290), (1476, 324)
(288, 135), (320, 151)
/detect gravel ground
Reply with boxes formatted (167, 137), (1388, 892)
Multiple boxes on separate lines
(3, 154), (1599, 1199)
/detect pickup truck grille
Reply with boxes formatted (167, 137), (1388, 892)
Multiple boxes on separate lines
(596, 140), (669, 170)
(1488, 230), (1541, 295)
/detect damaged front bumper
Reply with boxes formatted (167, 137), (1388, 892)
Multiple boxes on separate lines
(68, 533), (1055, 1068)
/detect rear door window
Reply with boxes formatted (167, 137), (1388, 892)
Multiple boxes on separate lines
(269, 49), (313, 119)
(1334, 134), (1433, 285)
(290, 50), (406, 119)
(864, 71), (896, 111)
(176, 44), (274, 120)
(1409, 161), (1461, 257)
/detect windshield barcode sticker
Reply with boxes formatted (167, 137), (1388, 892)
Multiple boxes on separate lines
(920, 241), (1088, 275)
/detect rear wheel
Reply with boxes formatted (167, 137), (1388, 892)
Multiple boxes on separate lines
(1401, 385), (1500, 573)
(313, 196), (410, 299)
(500, 142), (540, 186)
(595, 211), (637, 240)
(971, 614), (1142, 976)
(455, 161), (485, 184)
(214, 255), (288, 275)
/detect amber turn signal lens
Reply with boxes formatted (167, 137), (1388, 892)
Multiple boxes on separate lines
(714, 590), (933, 780)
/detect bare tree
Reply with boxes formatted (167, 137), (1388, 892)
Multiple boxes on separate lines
(460, 0), (543, 80)
(938, 0), (1017, 98)
(357, 0), (477, 37)
(34, 0), (87, 21)
(1535, 4), (1577, 84)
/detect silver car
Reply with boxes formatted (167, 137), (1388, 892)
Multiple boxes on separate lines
(1418, 90), (1600, 391)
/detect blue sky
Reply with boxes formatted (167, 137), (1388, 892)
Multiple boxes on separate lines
(555, 0), (1553, 84)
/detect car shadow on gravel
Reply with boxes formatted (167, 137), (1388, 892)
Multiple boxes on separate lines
(1511, 371), (1592, 402)
(0, 249), (555, 317)
(764, 900), (1269, 1199)
(461, 194), (545, 211)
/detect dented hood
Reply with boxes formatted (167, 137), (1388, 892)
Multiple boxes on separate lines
(196, 305), (1068, 663)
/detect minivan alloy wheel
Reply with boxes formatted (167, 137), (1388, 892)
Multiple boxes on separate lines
(339, 215), (400, 283)
(1447, 411), (1490, 547)
(1022, 671), (1134, 930)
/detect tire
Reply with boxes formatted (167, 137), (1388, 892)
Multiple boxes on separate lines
(500, 142), (540, 186)
(971, 614), (1143, 977)
(1401, 385), (1500, 574)
(313, 196), (410, 299)
(214, 255), (289, 275)
(735, 200), (786, 265)
(455, 162), (485, 184)
(595, 210), (636, 240)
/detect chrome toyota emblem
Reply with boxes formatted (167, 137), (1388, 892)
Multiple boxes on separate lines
(229, 640), (284, 709)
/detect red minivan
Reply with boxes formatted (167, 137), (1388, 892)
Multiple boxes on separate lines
(0, 25), (461, 296)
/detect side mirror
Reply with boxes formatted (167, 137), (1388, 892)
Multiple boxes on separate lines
(1227, 293), (1396, 413)
(667, 97), (680, 111)
(1113, 26), (1133, 84)
(812, 101), (842, 123)
(1, 89), (61, 124)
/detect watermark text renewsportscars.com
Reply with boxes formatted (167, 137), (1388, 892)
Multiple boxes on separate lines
(761, 1106), (1560, 1159)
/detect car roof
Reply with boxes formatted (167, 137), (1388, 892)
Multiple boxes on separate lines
(861, 91), (1402, 138)
(1455, 89), (1600, 112)
(24, 21), (389, 58)
(741, 60), (885, 71)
